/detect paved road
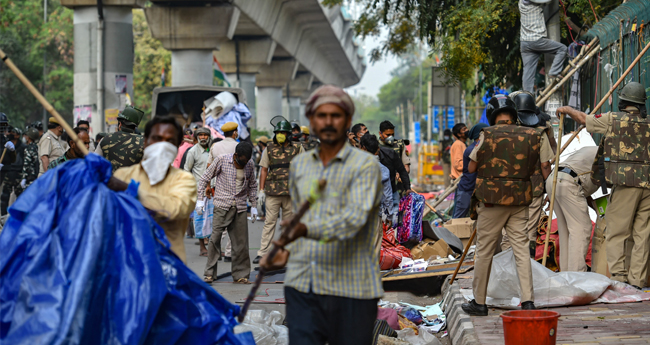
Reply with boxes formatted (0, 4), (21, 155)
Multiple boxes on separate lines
(184, 215), (286, 316)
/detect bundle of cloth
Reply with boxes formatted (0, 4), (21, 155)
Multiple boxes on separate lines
(204, 91), (252, 140)
(380, 223), (412, 270)
(0, 154), (254, 345)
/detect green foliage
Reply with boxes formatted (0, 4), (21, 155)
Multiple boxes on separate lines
(132, 9), (171, 118)
(0, 0), (73, 128)
(327, 0), (619, 90)
(249, 128), (271, 143)
(352, 94), (397, 134)
(377, 58), (432, 114)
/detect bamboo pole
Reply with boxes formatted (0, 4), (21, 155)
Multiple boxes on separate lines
(0, 148), (7, 163)
(557, 39), (650, 156)
(0, 48), (89, 156)
(536, 45), (600, 107)
(542, 114), (564, 267)
(449, 222), (477, 285)
(429, 173), (463, 209)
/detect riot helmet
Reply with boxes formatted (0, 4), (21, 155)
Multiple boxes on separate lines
(486, 94), (517, 126)
(118, 106), (145, 126)
(510, 91), (539, 127)
(26, 128), (39, 142)
(0, 113), (8, 133)
(619, 82), (646, 105)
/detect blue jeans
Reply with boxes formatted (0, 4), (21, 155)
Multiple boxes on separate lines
(453, 190), (472, 219)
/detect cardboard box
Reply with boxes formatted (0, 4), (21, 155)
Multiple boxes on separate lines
(443, 217), (475, 247)
(410, 238), (454, 261)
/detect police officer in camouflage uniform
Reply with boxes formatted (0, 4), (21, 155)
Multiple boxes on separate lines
(1, 127), (25, 215)
(462, 95), (554, 316)
(299, 126), (319, 151)
(253, 120), (304, 264)
(0, 113), (18, 181)
(558, 81), (650, 289)
(20, 128), (39, 190)
(95, 106), (145, 172)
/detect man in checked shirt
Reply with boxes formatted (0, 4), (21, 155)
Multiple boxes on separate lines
(260, 85), (383, 345)
(196, 142), (258, 284)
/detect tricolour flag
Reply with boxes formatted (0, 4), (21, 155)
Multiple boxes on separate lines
(213, 54), (231, 87)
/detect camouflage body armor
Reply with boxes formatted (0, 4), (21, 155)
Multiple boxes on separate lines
(101, 129), (144, 172)
(474, 122), (543, 206)
(302, 137), (319, 151)
(265, 141), (301, 196)
(598, 111), (650, 189)
(531, 124), (552, 197)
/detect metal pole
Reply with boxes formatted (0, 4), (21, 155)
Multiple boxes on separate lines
(97, 0), (104, 132)
(427, 81), (432, 144)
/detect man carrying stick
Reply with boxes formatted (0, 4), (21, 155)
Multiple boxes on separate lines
(462, 95), (553, 316)
(260, 85), (383, 344)
(557, 81), (650, 289)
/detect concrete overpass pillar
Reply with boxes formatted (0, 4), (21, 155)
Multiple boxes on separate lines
(171, 50), (213, 86)
(62, 2), (137, 136)
(257, 87), (282, 133)
(237, 73), (257, 128)
(287, 97), (301, 124)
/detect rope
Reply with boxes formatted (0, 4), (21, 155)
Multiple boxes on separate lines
(588, 0), (599, 23)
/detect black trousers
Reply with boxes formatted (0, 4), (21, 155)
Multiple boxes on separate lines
(285, 286), (378, 345)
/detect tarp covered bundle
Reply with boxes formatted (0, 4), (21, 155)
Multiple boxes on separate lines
(0, 154), (254, 345)
(397, 193), (425, 245)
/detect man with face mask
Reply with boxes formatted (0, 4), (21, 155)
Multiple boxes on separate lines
(47, 127), (90, 169)
(197, 142), (258, 284)
(1, 127), (25, 215)
(109, 116), (197, 263)
(76, 120), (94, 151)
(378, 120), (410, 174)
(20, 128), (39, 190)
(95, 106), (145, 172)
(184, 127), (212, 256)
(557, 82), (650, 289)
(38, 117), (68, 176)
(252, 120), (304, 264)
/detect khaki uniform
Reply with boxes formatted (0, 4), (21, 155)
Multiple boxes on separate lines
(257, 142), (303, 256)
(587, 110), (650, 287)
(38, 130), (68, 176)
(545, 146), (598, 272)
(469, 122), (553, 304)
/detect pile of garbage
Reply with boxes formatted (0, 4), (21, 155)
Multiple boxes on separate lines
(235, 310), (288, 345)
(377, 300), (447, 345)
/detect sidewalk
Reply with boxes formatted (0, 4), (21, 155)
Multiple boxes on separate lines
(451, 272), (650, 345)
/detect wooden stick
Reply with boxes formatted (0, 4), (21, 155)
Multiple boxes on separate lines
(0, 148), (7, 163)
(542, 114), (564, 267)
(0, 48), (89, 156)
(536, 45), (600, 107)
(449, 222), (477, 284)
(536, 38), (599, 102)
(429, 173), (463, 209)
(425, 201), (447, 221)
(239, 180), (327, 323)
(557, 39), (650, 156)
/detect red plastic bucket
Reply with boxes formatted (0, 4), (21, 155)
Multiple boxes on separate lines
(501, 310), (560, 345)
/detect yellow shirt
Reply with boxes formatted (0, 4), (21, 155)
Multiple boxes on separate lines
(114, 164), (197, 263)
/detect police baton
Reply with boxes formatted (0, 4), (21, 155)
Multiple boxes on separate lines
(0, 48), (89, 157)
(557, 39), (650, 156)
(542, 113), (564, 268)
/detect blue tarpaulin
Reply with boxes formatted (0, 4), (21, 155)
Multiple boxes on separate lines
(0, 154), (254, 345)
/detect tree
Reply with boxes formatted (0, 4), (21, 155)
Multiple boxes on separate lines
(132, 9), (170, 119)
(327, 0), (620, 90)
(0, 0), (73, 128)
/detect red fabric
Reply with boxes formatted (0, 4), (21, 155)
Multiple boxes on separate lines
(173, 141), (193, 168)
(380, 224), (411, 270)
(535, 217), (596, 270)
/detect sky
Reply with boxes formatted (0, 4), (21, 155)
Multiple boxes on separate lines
(345, 31), (400, 99)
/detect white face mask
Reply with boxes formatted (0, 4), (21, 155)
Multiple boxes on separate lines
(141, 141), (178, 186)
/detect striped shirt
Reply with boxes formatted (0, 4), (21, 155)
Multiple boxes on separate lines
(197, 153), (257, 212)
(519, 0), (547, 42)
(286, 142), (383, 299)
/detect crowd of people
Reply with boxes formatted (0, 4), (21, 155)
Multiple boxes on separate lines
(3, 77), (649, 343)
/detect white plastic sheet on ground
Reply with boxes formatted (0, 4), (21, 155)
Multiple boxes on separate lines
(462, 249), (650, 309)
(234, 310), (288, 345)
(396, 326), (442, 345)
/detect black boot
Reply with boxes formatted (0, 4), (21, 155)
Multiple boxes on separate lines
(253, 255), (262, 264)
(461, 299), (488, 316)
(521, 301), (536, 310)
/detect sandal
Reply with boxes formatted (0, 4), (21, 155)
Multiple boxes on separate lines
(199, 251), (208, 257)
(204, 276), (214, 283)
(234, 278), (251, 284)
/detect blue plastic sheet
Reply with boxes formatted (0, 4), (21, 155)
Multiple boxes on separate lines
(0, 154), (254, 345)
